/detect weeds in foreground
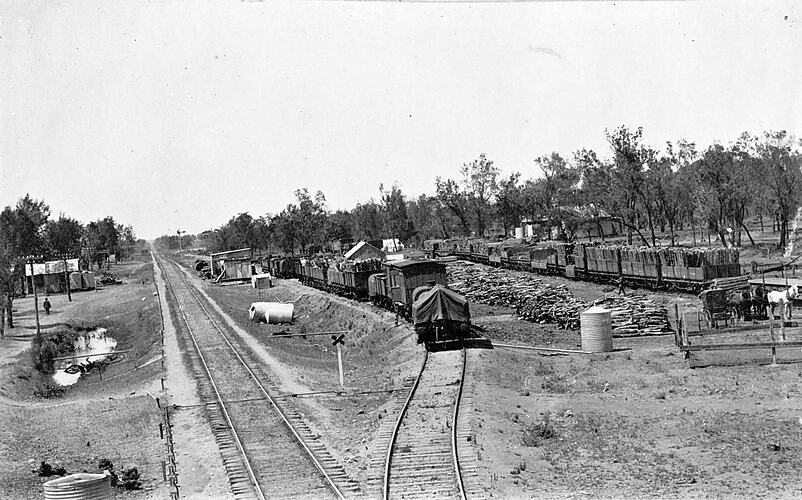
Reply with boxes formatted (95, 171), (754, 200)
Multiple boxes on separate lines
(33, 382), (65, 399)
(99, 458), (142, 490)
(522, 412), (556, 446)
(30, 328), (79, 374)
(541, 375), (569, 394)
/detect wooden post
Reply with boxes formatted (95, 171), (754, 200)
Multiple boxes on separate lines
(29, 260), (41, 339)
(769, 309), (775, 342)
(63, 256), (72, 302)
(674, 303), (681, 347)
(336, 343), (344, 389)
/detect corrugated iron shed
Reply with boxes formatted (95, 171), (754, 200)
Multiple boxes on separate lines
(344, 241), (386, 261)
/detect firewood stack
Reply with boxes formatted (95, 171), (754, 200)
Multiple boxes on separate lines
(448, 261), (673, 336)
(592, 295), (674, 336)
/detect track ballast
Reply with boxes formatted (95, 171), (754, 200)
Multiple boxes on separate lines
(158, 255), (361, 499)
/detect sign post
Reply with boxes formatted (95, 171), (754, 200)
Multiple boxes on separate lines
(331, 333), (346, 389)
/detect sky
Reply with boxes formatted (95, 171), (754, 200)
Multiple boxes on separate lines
(1, 0), (800, 239)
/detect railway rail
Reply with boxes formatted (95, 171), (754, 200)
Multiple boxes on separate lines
(157, 255), (361, 499)
(383, 348), (468, 500)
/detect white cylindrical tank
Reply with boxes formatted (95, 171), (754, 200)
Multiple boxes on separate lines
(249, 302), (294, 324)
(580, 306), (613, 353)
(43, 472), (112, 500)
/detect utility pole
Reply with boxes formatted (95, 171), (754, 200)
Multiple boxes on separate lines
(177, 229), (186, 254)
(62, 254), (72, 302)
(26, 256), (42, 339)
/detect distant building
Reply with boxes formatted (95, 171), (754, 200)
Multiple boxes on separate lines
(210, 248), (253, 282)
(24, 258), (89, 294)
(575, 218), (623, 240)
(344, 241), (386, 261)
(382, 238), (404, 252)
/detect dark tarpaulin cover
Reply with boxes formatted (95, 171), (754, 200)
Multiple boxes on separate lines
(412, 285), (471, 325)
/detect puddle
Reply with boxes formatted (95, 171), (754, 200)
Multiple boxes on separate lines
(53, 328), (117, 386)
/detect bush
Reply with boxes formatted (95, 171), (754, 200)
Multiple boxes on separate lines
(97, 459), (142, 490)
(30, 329), (78, 374)
(522, 412), (556, 446)
(31, 338), (59, 374)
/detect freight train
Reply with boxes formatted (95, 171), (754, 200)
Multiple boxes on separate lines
(425, 238), (742, 293)
(265, 255), (471, 348)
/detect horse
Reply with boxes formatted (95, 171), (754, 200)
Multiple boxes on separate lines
(750, 286), (768, 319)
(766, 285), (798, 320)
(727, 289), (753, 320)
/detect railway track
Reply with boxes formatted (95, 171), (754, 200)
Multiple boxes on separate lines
(383, 348), (468, 500)
(158, 255), (361, 499)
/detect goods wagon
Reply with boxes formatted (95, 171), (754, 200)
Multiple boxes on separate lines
(412, 284), (471, 349)
(427, 237), (743, 293)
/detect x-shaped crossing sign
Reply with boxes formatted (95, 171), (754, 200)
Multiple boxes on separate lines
(331, 334), (345, 346)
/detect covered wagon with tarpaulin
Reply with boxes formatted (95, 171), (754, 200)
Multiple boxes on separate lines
(412, 284), (471, 348)
(210, 248), (254, 283)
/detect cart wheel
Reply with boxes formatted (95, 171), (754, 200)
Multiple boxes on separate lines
(729, 306), (739, 325)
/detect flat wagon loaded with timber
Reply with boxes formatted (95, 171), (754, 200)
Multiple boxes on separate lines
(427, 237), (743, 293)
(571, 245), (741, 292)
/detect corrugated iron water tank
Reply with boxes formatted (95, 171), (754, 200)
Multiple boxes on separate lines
(580, 306), (613, 352)
(43, 472), (112, 499)
(249, 302), (294, 324)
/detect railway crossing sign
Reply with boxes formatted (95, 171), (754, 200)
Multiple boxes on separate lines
(332, 333), (346, 389)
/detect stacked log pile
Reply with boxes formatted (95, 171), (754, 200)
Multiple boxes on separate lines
(593, 295), (674, 336)
(448, 261), (673, 336)
(448, 262), (583, 329)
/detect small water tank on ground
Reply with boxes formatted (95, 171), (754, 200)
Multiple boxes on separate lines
(580, 305), (613, 353)
(43, 472), (112, 500)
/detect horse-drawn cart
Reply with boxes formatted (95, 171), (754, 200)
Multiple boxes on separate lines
(698, 289), (738, 329)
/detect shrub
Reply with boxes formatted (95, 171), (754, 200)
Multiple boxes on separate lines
(30, 329), (79, 374)
(522, 412), (556, 446)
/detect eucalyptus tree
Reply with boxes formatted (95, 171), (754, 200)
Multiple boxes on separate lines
(461, 154), (500, 237)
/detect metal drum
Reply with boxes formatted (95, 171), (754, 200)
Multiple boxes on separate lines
(43, 472), (112, 500)
(248, 302), (294, 324)
(580, 306), (613, 352)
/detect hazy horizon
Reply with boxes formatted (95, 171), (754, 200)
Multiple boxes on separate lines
(2, 0), (800, 239)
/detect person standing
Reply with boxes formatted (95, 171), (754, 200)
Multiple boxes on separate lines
(616, 276), (626, 296)
(43, 298), (52, 316)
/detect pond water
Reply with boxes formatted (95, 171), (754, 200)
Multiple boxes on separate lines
(52, 328), (117, 386)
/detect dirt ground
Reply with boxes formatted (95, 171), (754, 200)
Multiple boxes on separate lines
(176, 250), (802, 499)
(0, 259), (168, 499)
(455, 257), (802, 499)
(150, 254), (233, 499)
(10, 247), (798, 499)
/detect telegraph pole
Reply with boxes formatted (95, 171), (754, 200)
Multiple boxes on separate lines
(61, 254), (72, 302)
(25, 256), (43, 339)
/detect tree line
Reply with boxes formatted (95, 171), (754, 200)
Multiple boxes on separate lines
(163, 126), (802, 256)
(0, 194), (144, 335)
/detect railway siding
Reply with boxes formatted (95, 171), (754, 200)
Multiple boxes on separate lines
(385, 349), (466, 500)
(159, 256), (361, 499)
